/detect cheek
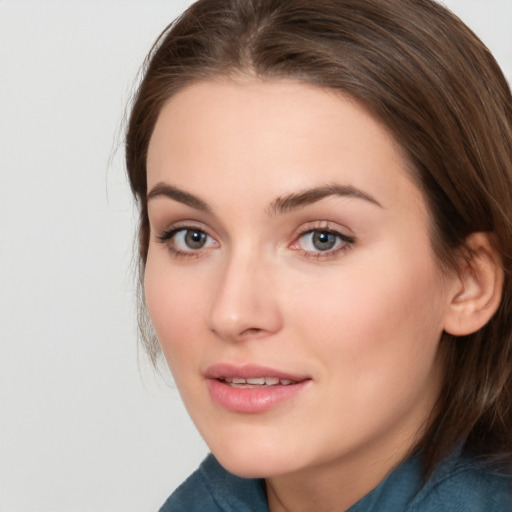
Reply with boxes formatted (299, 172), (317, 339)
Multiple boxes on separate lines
(144, 253), (207, 367)
(287, 248), (447, 382)
(288, 256), (447, 445)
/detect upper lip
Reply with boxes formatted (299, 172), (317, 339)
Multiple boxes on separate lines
(204, 363), (310, 382)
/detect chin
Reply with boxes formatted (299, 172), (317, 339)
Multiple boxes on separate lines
(208, 437), (305, 479)
(215, 453), (292, 479)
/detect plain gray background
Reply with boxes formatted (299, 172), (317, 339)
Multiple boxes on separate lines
(1, 1), (511, 511)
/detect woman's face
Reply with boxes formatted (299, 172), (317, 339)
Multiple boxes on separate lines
(145, 79), (456, 480)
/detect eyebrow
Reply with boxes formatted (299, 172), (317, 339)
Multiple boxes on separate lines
(147, 182), (212, 213)
(267, 184), (382, 215)
(146, 182), (382, 215)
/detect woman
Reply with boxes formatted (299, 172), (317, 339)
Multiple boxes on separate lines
(125, 0), (512, 510)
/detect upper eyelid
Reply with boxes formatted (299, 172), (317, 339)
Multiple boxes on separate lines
(149, 210), (228, 239)
(157, 226), (218, 257)
(297, 227), (354, 240)
(294, 220), (354, 237)
(292, 230), (355, 260)
(154, 220), (355, 247)
(294, 228), (354, 245)
(156, 220), (214, 238)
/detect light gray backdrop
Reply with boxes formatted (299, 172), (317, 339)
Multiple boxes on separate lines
(1, 1), (511, 511)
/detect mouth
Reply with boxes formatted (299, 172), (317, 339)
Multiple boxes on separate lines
(205, 364), (310, 413)
(219, 377), (297, 388)
(205, 363), (308, 386)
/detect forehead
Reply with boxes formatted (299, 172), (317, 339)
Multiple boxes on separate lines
(146, 78), (422, 215)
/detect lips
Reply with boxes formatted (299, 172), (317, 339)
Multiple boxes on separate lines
(205, 364), (311, 413)
(220, 376), (295, 387)
(205, 363), (307, 382)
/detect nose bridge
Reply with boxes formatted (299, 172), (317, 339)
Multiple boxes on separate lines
(208, 243), (282, 340)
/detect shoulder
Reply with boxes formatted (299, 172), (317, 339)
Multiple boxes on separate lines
(158, 460), (220, 512)
(409, 456), (512, 512)
(159, 454), (269, 512)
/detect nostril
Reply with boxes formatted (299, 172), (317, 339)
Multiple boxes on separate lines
(241, 327), (263, 337)
(207, 272), (283, 340)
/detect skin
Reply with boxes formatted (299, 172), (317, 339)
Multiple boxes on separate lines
(144, 78), (461, 511)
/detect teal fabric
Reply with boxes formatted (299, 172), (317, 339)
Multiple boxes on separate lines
(160, 452), (512, 511)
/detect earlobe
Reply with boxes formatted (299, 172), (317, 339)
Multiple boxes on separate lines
(443, 232), (504, 336)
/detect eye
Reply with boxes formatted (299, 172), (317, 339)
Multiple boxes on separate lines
(303, 231), (339, 251)
(157, 226), (218, 256)
(176, 229), (209, 250)
(292, 228), (354, 258)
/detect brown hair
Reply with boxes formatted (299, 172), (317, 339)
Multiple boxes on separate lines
(125, 0), (512, 474)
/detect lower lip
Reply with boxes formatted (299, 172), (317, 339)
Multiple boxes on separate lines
(207, 379), (310, 413)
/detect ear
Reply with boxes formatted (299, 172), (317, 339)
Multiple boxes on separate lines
(443, 232), (504, 336)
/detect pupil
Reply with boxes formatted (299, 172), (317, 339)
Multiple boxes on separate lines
(185, 230), (206, 249)
(312, 231), (336, 251)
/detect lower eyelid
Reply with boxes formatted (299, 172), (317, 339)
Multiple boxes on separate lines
(156, 223), (352, 259)
(295, 229), (353, 244)
(298, 241), (353, 260)
(156, 226), (219, 258)
(291, 229), (355, 257)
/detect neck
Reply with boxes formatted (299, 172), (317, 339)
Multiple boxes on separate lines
(265, 424), (423, 512)
(264, 353), (444, 512)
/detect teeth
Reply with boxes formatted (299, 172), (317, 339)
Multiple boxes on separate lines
(221, 377), (295, 386)
(246, 378), (265, 385)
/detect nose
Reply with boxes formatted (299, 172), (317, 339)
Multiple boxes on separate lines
(207, 250), (283, 341)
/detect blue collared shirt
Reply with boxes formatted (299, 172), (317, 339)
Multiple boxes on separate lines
(160, 452), (512, 511)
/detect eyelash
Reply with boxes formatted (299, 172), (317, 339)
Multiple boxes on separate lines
(292, 226), (355, 260)
(157, 225), (218, 259)
(156, 223), (355, 260)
